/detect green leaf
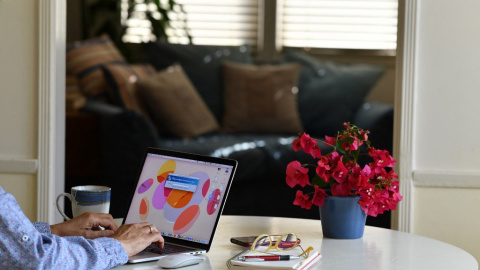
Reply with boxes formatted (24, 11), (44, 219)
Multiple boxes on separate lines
(312, 174), (329, 188)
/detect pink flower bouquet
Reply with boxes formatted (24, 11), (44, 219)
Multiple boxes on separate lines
(286, 122), (402, 217)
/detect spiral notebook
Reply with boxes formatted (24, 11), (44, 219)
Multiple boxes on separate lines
(228, 247), (321, 270)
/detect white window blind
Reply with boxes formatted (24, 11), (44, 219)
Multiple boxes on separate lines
(121, 0), (259, 46)
(279, 0), (398, 50)
(172, 0), (258, 46)
(121, 0), (155, 43)
(122, 0), (397, 50)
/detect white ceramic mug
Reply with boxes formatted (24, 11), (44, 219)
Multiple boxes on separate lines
(56, 185), (111, 220)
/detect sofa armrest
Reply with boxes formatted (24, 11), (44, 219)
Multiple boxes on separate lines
(81, 100), (158, 217)
(352, 102), (394, 152)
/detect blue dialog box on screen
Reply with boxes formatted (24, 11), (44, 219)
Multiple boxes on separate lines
(165, 174), (199, 192)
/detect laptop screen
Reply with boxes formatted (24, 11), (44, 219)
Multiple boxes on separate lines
(123, 148), (237, 249)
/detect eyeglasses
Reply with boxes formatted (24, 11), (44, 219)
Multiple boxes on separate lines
(250, 232), (313, 258)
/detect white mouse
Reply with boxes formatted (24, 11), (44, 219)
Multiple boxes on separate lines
(157, 254), (205, 269)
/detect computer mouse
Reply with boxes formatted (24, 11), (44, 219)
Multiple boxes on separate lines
(157, 254), (205, 269)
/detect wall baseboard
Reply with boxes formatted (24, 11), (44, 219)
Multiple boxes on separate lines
(0, 158), (38, 174)
(413, 170), (480, 188)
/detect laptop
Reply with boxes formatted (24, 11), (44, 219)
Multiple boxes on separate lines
(123, 147), (238, 263)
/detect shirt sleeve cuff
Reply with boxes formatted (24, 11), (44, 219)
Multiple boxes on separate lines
(96, 237), (129, 266)
(33, 222), (51, 234)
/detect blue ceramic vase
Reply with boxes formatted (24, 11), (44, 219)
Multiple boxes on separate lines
(319, 196), (367, 239)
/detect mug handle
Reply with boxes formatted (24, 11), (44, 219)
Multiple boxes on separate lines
(56, 193), (73, 220)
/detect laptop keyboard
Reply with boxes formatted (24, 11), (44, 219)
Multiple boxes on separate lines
(144, 243), (196, 255)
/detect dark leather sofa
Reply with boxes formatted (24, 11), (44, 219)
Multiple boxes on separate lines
(65, 41), (394, 228)
(75, 99), (393, 228)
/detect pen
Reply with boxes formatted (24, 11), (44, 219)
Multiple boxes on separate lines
(239, 255), (300, 261)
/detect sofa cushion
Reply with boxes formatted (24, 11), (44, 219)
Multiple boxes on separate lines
(66, 35), (127, 100)
(102, 63), (156, 115)
(136, 64), (220, 138)
(221, 62), (303, 134)
(281, 49), (385, 137)
(145, 42), (253, 122)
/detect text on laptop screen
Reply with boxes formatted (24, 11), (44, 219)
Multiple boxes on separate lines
(124, 153), (234, 245)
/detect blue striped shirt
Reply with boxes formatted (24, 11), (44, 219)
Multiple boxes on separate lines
(0, 187), (128, 269)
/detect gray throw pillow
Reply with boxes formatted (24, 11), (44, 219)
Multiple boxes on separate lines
(281, 49), (385, 137)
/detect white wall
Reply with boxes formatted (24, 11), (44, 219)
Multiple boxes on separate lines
(0, 0), (65, 224)
(0, 0), (39, 220)
(408, 0), (480, 263)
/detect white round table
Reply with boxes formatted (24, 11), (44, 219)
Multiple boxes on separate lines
(114, 215), (478, 270)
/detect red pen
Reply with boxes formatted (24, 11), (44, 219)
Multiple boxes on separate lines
(239, 255), (300, 261)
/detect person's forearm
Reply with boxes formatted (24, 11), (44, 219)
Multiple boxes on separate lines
(0, 187), (128, 269)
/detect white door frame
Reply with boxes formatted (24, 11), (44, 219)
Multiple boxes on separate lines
(40, 0), (419, 228)
(391, 0), (418, 233)
(38, 0), (66, 224)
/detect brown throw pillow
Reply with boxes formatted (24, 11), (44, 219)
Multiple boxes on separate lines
(137, 64), (220, 138)
(102, 63), (156, 115)
(221, 62), (303, 134)
(66, 35), (126, 100)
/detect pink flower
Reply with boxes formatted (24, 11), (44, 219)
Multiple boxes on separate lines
(293, 190), (312, 209)
(312, 186), (327, 206)
(286, 161), (310, 188)
(299, 133), (317, 154)
(325, 136), (336, 146)
(331, 182), (350, 196)
(360, 130), (369, 141)
(316, 157), (331, 183)
(292, 137), (302, 152)
(286, 123), (401, 217)
(310, 144), (322, 159)
(332, 159), (348, 184)
(341, 137), (360, 152)
(369, 148), (396, 168)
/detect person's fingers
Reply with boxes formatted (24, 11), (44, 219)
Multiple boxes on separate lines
(142, 223), (158, 235)
(133, 222), (158, 234)
(84, 229), (115, 239)
(112, 223), (165, 257)
(154, 238), (165, 249)
(92, 213), (118, 231)
(143, 231), (164, 245)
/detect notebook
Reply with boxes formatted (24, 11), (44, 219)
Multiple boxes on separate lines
(122, 147), (238, 263)
(228, 248), (322, 270)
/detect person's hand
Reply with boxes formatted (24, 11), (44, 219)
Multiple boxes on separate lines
(111, 222), (164, 257)
(50, 212), (118, 239)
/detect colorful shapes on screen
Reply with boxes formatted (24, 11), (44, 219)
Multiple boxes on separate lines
(188, 172), (209, 206)
(207, 189), (221, 215)
(167, 190), (194, 209)
(173, 205), (200, 235)
(157, 160), (176, 183)
(138, 178), (154, 194)
(163, 201), (181, 222)
(139, 197), (150, 220)
(152, 180), (167, 210)
(202, 179), (210, 197)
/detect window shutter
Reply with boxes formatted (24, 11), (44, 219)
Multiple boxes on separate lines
(279, 0), (398, 50)
(122, 0), (398, 50)
(172, 0), (259, 46)
(122, 0), (259, 46)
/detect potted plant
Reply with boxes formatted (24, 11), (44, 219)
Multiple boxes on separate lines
(286, 122), (402, 239)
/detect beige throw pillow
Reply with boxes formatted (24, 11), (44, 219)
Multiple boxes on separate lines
(221, 62), (303, 134)
(137, 64), (220, 138)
